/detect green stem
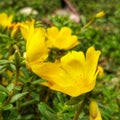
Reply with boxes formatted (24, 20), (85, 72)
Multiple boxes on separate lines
(15, 65), (19, 86)
(0, 110), (3, 120)
(4, 62), (20, 105)
(3, 91), (14, 106)
(77, 17), (95, 35)
(81, 17), (95, 31)
(73, 95), (87, 120)
(2, 49), (20, 119)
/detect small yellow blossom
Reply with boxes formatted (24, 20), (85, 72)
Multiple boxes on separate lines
(46, 26), (79, 50)
(31, 46), (100, 97)
(89, 99), (102, 120)
(95, 11), (105, 18)
(0, 13), (13, 28)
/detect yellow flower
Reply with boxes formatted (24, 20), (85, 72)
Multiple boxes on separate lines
(20, 20), (49, 68)
(11, 20), (35, 37)
(95, 11), (105, 18)
(26, 28), (49, 67)
(31, 46), (100, 97)
(89, 99), (102, 120)
(22, 28), (49, 68)
(20, 19), (35, 40)
(0, 13), (13, 28)
(46, 26), (79, 50)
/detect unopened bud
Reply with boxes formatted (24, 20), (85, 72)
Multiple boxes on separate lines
(14, 50), (21, 66)
(98, 66), (104, 78)
(95, 11), (105, 18)
(89, 99), (102, 120)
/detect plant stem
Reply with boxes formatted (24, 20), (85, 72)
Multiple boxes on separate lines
(0, 110), (3, 120)
(73, 95), (87, 120)
(15, 64), (19, 86)
(4, 61), (20, 105)
(81, 17), (95, 31)
(3, 91), (14, 106)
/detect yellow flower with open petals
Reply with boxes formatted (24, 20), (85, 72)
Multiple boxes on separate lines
(89, 99), (102, 120)
(31, 46), (100, 97)
(0, 13), (13, 28)
(26, 28), (49, 68)
(20, 20), (49, 68)
(46, 26), (79, 50)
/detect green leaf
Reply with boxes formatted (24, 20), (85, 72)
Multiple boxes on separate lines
(57, 92), (64, 105)
(3, 104), (13, 110)
(10, 92), (28, 103)
(0, 85), (9, 94)
(0, 91), (7, 102)
(0, 65), (7, 73)
(66, 96), (83, 105)
(38, 102), (58, 120)
(21, 100), (36, 107)
(0, 33), (10, 38)
(31, 79), (46, 85)
(14, 86), (22, 91)
(0, 102), (2, 107)
(7, 83), (14, 92)
(0, 59), (12, 65)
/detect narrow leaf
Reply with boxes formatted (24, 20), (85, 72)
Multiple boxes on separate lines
(3, 104), (13, 110)
(10, 92), (28, 103)
(0, 85), (9, 94)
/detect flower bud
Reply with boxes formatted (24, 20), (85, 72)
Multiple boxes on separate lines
(89, 99), (102, 120)
(14, 50), (21, 67)
(98, 66), (104, 78)
(95, 11), (105, 18)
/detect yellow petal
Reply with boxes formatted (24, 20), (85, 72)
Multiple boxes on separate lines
(41, 81), (82, 97)
(0, 13), (7, 26)
(86, 46), (101, 82)
(20, 19), (35, 40)
(20, 20), (49, 68)
(7, 15), (13, 26)
(59, 27), (72, 36)
(66, 35), (79, 49)
(26, 28), (48, 65)
(56, 35), (79, 50)
(60, 51), (85, 80)
(47, 26), (59, 38)
(0, 13), (13, 28)
(31, 62), (73, 87)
